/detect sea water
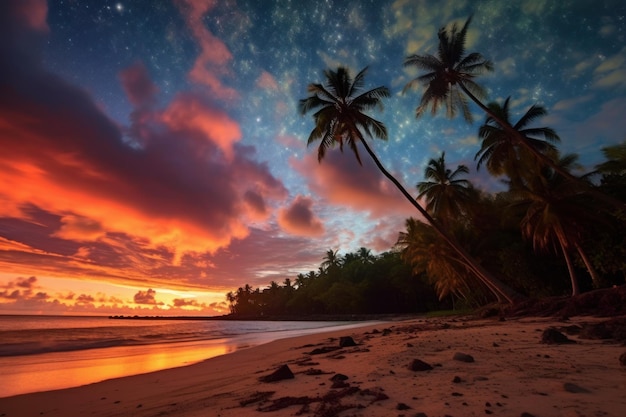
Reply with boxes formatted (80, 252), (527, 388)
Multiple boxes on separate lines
(0, 315), (372, 398)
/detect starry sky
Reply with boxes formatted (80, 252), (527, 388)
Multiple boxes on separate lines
(1, 0), (625, 316)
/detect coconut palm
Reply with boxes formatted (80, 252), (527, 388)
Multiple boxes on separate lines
(596, 141), (626, 175)
(402, 15), (492, 123)
(396, 218), (485, 303)
(417, 151), (473, 227)
(320, 249), (341, 272)
(508, 154), (601, 295)
(300, 66), (520, 303)
(404, 16), (624, 211)
(475, 97), (560, 186)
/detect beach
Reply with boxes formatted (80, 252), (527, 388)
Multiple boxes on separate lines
(1, 315), (625, 417)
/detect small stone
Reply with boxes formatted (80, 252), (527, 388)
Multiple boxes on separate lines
(409, 359), (433, 371)
(330, 373), (349, 381)
(563, 382), (590, 393)
(453, 352), (475, 363)
(339, 336), (357, 347)
(541, 328), (575, 344)
(619, 352), (626, 367)
(396, 402), (411, 410)
(452, 376), (462, 383)
(259, 365), (294, 383)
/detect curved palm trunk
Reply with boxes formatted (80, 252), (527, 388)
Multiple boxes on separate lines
(574, 241), (602, 288)
(358, 137), (522, 304)
(557, 236), (580, 296)
(459, 83), (625, 212)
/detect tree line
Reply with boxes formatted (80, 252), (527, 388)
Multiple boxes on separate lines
(226, 248), (443, 316)
(226, 16), (626, 316)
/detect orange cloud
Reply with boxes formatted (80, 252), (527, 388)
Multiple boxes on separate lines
(0, 5), (288, 284)
(162, 93), (241, 160)
(176, 0), (238, 100)
(277, 195), (325, 236)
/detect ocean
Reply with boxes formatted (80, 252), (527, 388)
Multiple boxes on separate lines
(0, 315), (375, 398)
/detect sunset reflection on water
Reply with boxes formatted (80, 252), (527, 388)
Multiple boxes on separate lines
(0, 339), (236, 398)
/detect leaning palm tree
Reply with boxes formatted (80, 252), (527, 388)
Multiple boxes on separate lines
(300, 66), (520, 303)
(397, 218), (488, 304)
(417, 151), (474, 227)
(404, 16), (624, 211)
(508, 154), (602, 295)
(475, 97), (560, 186)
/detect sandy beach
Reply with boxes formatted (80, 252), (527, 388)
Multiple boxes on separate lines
(1, 315), (625, 417)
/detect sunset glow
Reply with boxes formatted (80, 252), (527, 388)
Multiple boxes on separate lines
(1, 0), (624, 316)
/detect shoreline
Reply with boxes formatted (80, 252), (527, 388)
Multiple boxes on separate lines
(1, 315), (625, 416)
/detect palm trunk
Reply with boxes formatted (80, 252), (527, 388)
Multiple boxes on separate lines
(574, 241), (602, 288)
(358, 137), (522, 304)
(458, 83), (625, 212)
(557, 236), (580, 296)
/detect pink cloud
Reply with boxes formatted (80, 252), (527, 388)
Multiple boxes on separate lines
(292, 148), (415, 219)
(256, 71), (279, 91)
(176, 0), (238, 100)
(277, 195), (325, 237)
(8, 0), (48, 33)
(119, 61), (158, 107)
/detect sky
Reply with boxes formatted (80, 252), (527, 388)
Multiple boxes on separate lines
(1, 0), (625, 316)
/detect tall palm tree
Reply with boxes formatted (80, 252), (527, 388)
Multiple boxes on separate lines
(300, 66), (520, 303)
(404, 16), (624, 211)
(417, 151), (473, 227)
(402, 16), (492, 123)
(475, 97), (560, 186)
(508, 154), (601, 295)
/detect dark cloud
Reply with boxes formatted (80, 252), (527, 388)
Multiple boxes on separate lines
(134, 288), (162, 305)
(277, 195), (325, 236)
(118, 61), (158, 107)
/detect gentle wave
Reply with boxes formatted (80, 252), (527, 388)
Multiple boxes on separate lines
(0, 316), (361, 357)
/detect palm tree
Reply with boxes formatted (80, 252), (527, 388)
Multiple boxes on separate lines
(357, 247), (375, 264)
(508, 154), (601, 295)
(403, 16), (492, 123)
(321, 249), (341, 272)
(300, 66), (520, 303)
(404, 16), (624, 211)
(475, 97), (559, 186)
(397, 218), (486, 303)
(417, 151), (473, 227)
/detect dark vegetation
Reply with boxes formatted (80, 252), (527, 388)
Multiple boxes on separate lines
(226, 16), (626, 318)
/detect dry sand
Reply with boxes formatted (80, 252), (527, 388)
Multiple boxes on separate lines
(1, 315), (625, 417)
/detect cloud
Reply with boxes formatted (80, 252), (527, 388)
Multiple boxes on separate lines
(118, 61), (158, 107)
(4, 0), (48, 33)
(171, 298), (201, 308)
(16, 276), (37, 289)
(133, 288), (162, 305)
(256, 71), (279, 91)
(292, 147), (415, 219)
(0, 3), (288, 284)
(176, 0), (238, 100)
(161, 92), (242, 160)
(277, 195), (325, 236)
